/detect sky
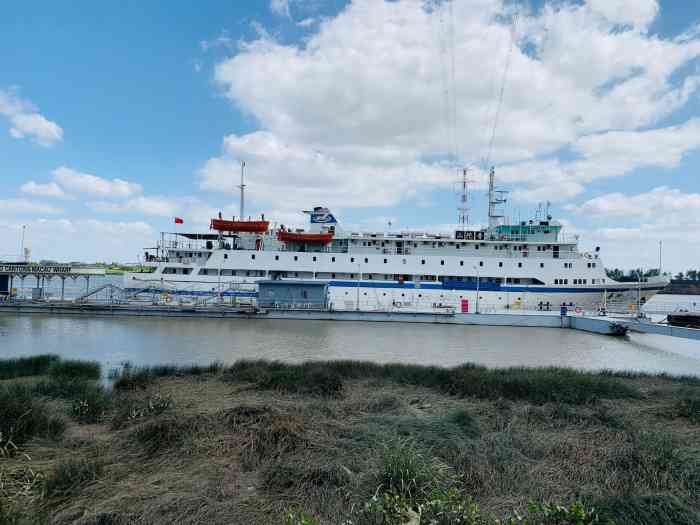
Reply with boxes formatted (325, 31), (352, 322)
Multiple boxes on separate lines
(1, 0), (699, 272)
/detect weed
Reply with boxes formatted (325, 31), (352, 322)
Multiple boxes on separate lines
(674, 389), (700, 424)
(0, 384), (66, 450)
(45, 456), (103, 498)
(594, 494), (700, 525)
(0, 354), (59, 380)
(378, 438), (451, 502)
(48, 359), (101, 381)
(110, 392), (173, 430)
(112, 362), (223, 390)
(31, 379), (112, 423)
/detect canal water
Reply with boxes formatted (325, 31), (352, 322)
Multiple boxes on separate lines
(1, 276), (700, 376)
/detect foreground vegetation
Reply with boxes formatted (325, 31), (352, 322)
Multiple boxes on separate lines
(1, 355), (699, 524)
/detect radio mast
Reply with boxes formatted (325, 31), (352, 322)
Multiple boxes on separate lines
(457, 167), (475, 227)
(238, 161), (246, 220)
(488, 167), (508, 228)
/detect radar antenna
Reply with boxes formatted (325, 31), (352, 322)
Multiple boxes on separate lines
(488, 167), (509, 228)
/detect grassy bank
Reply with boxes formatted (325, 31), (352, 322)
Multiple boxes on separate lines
(1, 356), (699, 524)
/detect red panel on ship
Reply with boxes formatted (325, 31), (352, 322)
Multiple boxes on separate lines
(210, 219), (269, 233)
(277, 231), (334, 243)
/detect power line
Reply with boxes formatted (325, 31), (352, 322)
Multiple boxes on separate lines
(485, 13), (518, 169)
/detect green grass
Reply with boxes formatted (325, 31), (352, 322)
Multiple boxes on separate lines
(31, 378), (112, 423)
(595, 494), (700, 525)
(674, 389), (700, 424)
(48, 359), (101, 381)
(0, 384), (66, 450)
(45, 456), (103, 498)
(0, 354), (59, 380)
(112, 362), (223, 390)
(225, 360), (638, 405)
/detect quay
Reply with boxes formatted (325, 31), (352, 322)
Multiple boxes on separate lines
(0, 264), (106, 301)
(0, 301), (628, 336)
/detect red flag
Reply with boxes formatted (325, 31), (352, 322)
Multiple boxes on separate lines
(174, 217), (184, 224)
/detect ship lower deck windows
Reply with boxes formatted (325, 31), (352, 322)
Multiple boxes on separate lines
(460, 261), (464, 266)
(364, 258), (368, 263)
(540, 263), (544, 268)
(275, 255), (279, 261)
(421, 259), (426, 265)
(294, 256), (298, 261)
(332, 257), (336, 262)
(224, 254), (228, 259)
(251, 254), (255, 260)
(479, 261), (484, 267)
(384, 259), (388, 263)
(312, 256), (317, 262)
(499, 262), (503, 267)
(518, 262), (523, 268)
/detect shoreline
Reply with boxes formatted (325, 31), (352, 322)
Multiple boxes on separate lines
(1, 356), (699, 524)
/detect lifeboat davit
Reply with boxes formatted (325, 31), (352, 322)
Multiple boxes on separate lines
(210, 219), (269, 233)
(277, 230), (334, 243)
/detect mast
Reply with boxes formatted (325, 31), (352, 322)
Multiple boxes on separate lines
(487, 167), (508, 228)
(457, 167), (473, 227)
(238, 161), (246, 220)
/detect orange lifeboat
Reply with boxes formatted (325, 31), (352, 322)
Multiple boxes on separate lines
(210, 219), (269, 233)
(277, 230), (334, 243)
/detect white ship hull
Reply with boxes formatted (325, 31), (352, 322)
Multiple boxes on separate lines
(124, 272), (663, 313)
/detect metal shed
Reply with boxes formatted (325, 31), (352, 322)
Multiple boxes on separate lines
(257, 280), (329, 310)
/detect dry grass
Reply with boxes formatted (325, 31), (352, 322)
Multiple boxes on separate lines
(0, 361), (698, 524)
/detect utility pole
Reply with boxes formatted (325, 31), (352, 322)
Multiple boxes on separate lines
(20, 225), (26, 262)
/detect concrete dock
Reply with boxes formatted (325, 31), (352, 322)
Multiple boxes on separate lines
(0, 301), (629, 336)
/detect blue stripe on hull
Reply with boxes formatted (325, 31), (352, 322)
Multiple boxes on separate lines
(125, 288), (257, 298)
(326, 281), (665, 294)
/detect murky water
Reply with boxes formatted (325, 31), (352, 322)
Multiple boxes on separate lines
(2, 276), (700, 376)
(1, 312), (699, 377)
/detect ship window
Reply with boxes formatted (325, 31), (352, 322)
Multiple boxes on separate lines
(518, 262), (522, 268)
(418, 294), (422, 298)
(351, 257), (355, 263)
(294, 272), (299, 277)
(312, 256), (317, 262)
(555, 279), (559, 284)
(251, 254), (255, 260)
(565, 279), (568, 284)
(275, 255), (279, 261)
(364, 258), (368, 263)
(368, 275), (372, 279)
(479, 261), (484, 267)
(331, 257), (335, 262)
(441, 260), (445, 266)
(332, 273), (336, 278)
(294, 256), (298, 261)
(224, 254), (228, 259)
(499, 262), (503, 268)
(460, 261), (464, 266)
(384, 259), (388, 263)
(421, 259), (426, 265)
(540, 263), (544, 268)
(475, 245), (479, 250)
(456, 244), (460, 249)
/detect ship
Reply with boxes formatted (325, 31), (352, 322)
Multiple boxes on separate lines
(124, 167), (667, 313)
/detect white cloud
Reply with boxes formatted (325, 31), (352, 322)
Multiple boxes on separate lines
(0, 198), (63, 215)
(567, 187), (700, 220)
(0, 88), (64, 147)
(0, 219), (154, 263)
(501, 119), (700, 202)
(204, 0), (700, 210)
(20, 181), (69, 199)
(270, 0), (290, 18)
(199, 131), (457, 211)
(586, 0), (659, 31)
(88, 196), (180, 217)
(52, 166), (142, 199)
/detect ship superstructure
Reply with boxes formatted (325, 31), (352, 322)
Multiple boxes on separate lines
(125, 169), (667, 312)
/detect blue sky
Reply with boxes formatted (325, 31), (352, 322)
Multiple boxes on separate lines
(1, 0), (699, 271)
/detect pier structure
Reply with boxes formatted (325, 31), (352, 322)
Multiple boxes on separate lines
(0, 264), (106, 301)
